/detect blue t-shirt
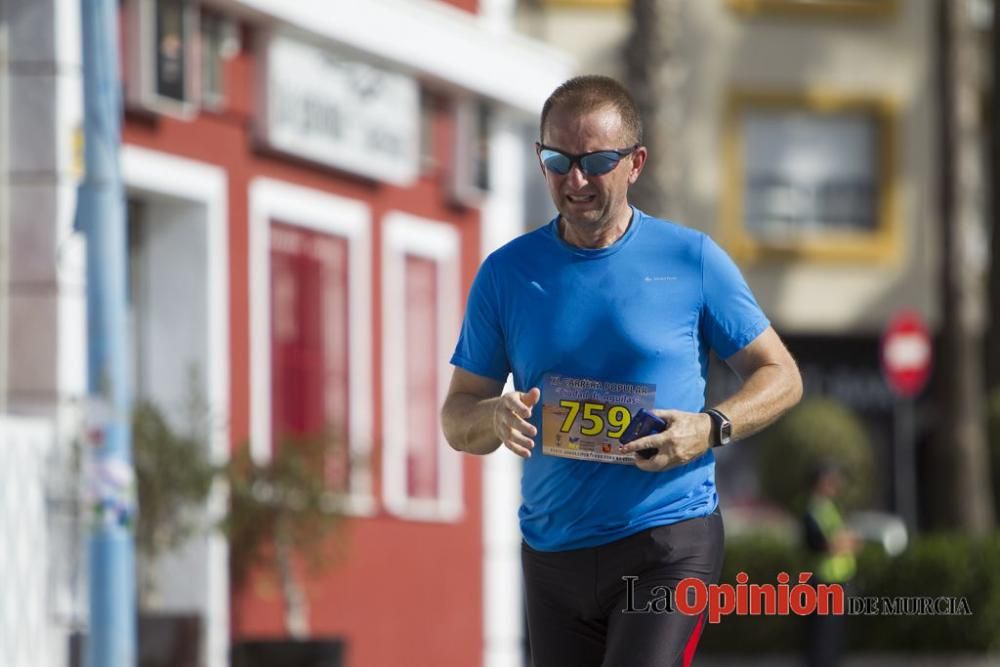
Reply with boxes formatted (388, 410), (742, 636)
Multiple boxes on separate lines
(450, 208), (769, 551)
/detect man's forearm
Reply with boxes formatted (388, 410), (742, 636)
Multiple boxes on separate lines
(442, 393), (504, 455)
(713, 362), (802, 442)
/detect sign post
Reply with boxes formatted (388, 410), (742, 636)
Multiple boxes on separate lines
(880, 310), (932, 532)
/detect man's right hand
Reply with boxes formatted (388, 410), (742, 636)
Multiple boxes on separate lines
(494, 388), (540, 458)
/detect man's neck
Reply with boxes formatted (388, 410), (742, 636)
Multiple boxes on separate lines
(559, 206), (634, 249)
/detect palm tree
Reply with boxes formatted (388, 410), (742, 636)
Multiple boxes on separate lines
(932, 0), (995, 533)
(625, 0), (687, 218)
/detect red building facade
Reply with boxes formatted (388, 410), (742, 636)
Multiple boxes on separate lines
(116, 1), (571, 665)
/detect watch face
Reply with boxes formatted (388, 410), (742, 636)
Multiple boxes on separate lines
(719, 420), (732, 444)
(707, 409), (732, 447)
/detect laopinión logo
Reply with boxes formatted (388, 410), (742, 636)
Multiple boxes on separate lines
(621, 572), (972, 623)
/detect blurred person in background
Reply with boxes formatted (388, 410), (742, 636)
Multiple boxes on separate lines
(803, 461), (861, 667)
(442, 75), (802, 667)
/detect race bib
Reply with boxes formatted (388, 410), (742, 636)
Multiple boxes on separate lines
(541, 373), (657, 464)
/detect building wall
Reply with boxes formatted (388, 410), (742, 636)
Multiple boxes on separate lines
(0, 417), (54, 667)
(516, 0), (939, 335)
(690, 0), (938, 334)
(0, 0), (570, 664)
(1, 1), (86, 665)
(442, 0), (481, 13)
(121, 22), (486, 666)
(514, 0), (945, 522)
(0, 14), (9, 414)
(2, 0), (85, 418)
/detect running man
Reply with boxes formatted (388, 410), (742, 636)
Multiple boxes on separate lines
(442, 75), (802, 667)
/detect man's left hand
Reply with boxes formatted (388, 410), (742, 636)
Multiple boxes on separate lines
(621, 410), (713, 472)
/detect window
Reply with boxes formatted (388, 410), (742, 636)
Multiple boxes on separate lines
(745, 112), (876, 237)
(126, 198), (150, 398)
(120, 147), (230, 658)
(154, 0), (189, 103)
(125, 0), (199, 116)
(198, 10), (239, 111)
(124, 192), (211, 413)
(522, 122), (557, 230)
(248, 179), (374, 515)
(451, 99), (492, 204)
(270, 223), (352, 490)
(403, 256), (440, 500)
(419, 90), (440, 173)
(124, 0), (239, 115)
(382, 212), (462, 521)
(722, 90), (899, 263)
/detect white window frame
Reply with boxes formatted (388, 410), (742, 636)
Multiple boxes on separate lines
(125, 0), (200, 118)
(381, 211), (462, 522)
(451, 97), (491, 206)
(198, 10), (239, 112)
(121, 145), (229, 667)
(248, 178), (375, 516)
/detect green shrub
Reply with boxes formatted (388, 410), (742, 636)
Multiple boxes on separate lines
(850, 534), (1000, 652)
(698, 533), (804, 653)
(700, 532), (1000, 654)
(756, 398), (873, 514)
(988, 389), (1000, 518)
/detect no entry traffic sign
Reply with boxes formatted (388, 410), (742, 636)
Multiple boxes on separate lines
(881, 310), (932, 398)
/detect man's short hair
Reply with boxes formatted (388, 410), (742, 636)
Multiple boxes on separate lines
(540, 75), (643, 146)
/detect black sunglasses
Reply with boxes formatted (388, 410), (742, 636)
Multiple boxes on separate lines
(537, 143), (640, 177)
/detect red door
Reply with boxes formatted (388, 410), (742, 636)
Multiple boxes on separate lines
(270, 221), (351, 487)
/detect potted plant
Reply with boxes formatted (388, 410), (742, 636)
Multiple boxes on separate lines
(131, 395), (216, 666)
(129, 369), (351, 666)
(224, 429), (349, 667)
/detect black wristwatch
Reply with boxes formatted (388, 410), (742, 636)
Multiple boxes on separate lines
(703, 408), (732, 448)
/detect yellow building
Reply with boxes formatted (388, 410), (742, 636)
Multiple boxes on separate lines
(515, 0), (992, 513)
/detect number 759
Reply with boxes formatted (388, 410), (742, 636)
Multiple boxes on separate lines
(558, 400), (632, 439)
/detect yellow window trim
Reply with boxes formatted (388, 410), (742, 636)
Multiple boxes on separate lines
(727, 0), (897, 19)
(721, 89), (901, 265)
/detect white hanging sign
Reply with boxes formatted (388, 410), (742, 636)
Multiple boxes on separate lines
(260, 34), (420, 186)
